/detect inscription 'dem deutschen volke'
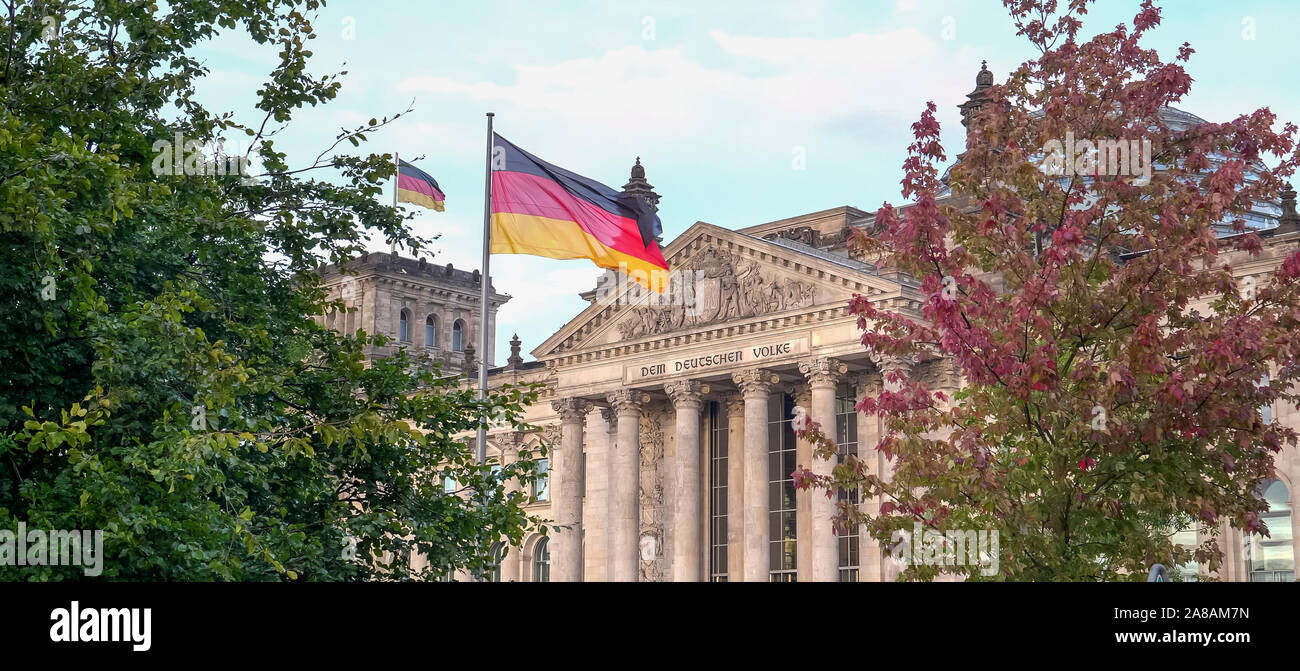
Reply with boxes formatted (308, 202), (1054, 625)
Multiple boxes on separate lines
(625, 337), (809, 383)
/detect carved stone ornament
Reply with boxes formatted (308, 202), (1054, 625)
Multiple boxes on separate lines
(732, 368), (778, 397)
(799, 357), (846, 387)
(616, 247), (817, 339)
(607, 389), (648, 415)
(539, 423), (561, 449)
(664, 380), (705, 409)
(550, 397), (590, 424)
(638, 406), (666, 582)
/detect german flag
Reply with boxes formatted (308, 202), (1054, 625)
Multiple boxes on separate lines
(490, 134), (668, 288)
(397, 159), (446, 212)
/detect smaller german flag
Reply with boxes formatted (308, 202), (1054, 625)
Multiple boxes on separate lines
(396, 159), (445, 212)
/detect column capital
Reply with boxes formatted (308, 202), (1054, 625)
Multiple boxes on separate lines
(869, 350), (916, 374)
(601, 406), (619, 428)
(732, 368), (778, 397)
(551, 397), (590, 423)
(664, 380), (708, 409)
(607, 389), (648, 415)
(855, 372), (883, 396)
(799, 357), (846, 388)
(724, 393), (746, 417)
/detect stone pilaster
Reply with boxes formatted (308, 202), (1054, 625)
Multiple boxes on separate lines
(608, 389), (647, 582)
(501, 430), (528, 582)
(732, 368), (778, 582)
(665, 380), (706, 582)
(800, 357), (846, 582)
(550, 398), (589, 582)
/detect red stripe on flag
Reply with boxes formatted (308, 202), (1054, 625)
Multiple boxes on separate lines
(491, 170), (666, 268)
(397, 173), (445, 201)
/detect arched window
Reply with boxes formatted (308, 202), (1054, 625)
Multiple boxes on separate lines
(1248, 479), (1295, 582)
(533, 538), (550, 583)
(452, 319), (465, 352)
(488, 542), (506, 582)
(398, 309), (410, 342)
(425, 314), (438, 348)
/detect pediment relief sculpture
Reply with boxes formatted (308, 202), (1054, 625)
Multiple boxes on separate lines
(615, 247), (817, 339)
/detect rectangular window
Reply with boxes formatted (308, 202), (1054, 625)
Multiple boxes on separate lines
(1260, 373), (1273, 425)
(443, 475), (456, 495)
(709, 401), (729, 582)
(835, 386), (860, 582)
(535, 457), (549, 501)
(768, 393), (797, 582)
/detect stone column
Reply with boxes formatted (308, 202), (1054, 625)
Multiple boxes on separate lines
(871, 353), (913, 582)
(581, 411), (609, 581)
(1223, 522), (1243, 582)
(665, 380), (706, 582)
(550, 398), (589, 582)
(733, 368), (777, 582)
(608, 389), (645, 582)
(725, 395), (747, 579)
(1290, 470), (1300, 585)
(800, 357), (845, 582)
(856, 374), (883, 582)
(602, 408), (619, 582)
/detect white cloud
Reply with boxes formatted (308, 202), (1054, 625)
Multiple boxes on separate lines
(394, 28), (974, 165)
(385, 27), (984, 361)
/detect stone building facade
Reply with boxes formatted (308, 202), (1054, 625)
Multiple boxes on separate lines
(478, 188), (1300, 583)
(316, 251), (509, 375)
(323, 65), (1300, 583)
(466, 66), (1300, 582)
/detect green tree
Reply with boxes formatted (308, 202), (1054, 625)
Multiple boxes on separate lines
(1, 0), (545, 580)
(795, 0), (1300, 580)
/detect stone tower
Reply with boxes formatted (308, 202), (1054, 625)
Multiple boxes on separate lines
(316, 252), (510, 375)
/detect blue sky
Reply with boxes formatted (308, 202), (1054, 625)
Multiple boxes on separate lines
(191, 0), (1300, 365)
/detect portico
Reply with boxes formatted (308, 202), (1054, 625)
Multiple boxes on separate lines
(495, 208), (955, 581)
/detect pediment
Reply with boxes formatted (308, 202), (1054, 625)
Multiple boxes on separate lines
(532, 222), (910, 359)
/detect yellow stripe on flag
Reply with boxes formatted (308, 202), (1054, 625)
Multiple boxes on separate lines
(398, 188), (444, 212)
(491, 212), (667, 292)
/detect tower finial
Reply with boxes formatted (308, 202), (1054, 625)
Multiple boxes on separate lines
(960, 59), (995, 131)
(1277, 183), (1300, 233)
(622, 156), (657, 210)
(506, 333), (524, 368)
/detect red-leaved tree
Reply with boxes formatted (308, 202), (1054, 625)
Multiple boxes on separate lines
(796, 0), (1300, 581)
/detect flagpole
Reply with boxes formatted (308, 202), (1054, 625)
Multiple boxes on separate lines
(477, 114), (493, 465)
(474, 112), (494, 582)
(391, 151), (399, 255)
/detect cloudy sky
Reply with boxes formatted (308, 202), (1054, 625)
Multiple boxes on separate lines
(192, 0), (1300, 364)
